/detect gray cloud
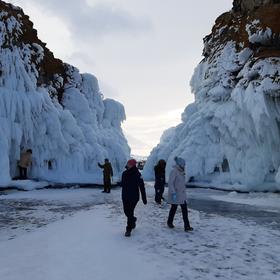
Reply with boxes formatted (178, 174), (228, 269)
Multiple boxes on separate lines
(24, 0), (152, 41)
(67, 51), (96, 68)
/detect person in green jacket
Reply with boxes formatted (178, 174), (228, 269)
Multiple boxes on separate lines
(98, 159), (113, 193)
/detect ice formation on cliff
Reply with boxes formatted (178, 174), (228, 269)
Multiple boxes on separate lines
(0, 2), (130, 186)
(144, 0), (280, 191)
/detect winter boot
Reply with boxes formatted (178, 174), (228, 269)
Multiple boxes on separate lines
(125, 230), (131, 237)
(131, 217), (137, 229)
(167, 222), (175, 228)
(185, 226), (193, 232)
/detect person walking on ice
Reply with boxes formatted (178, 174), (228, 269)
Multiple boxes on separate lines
(98, 158), (113, 193)
(167, 157), (193, 232)
(121, 159), (147, 237)
(154, 159), (166, 204)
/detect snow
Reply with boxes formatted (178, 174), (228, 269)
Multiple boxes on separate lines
(211, 191), (280, 211)
(0, 11), (130, 187)
(144, 37), (280, 191)
(0, 186), (280, 280)
(246, 20), (273, 45)
(5, 179), (52, 191)
(0, 208), (164, 280)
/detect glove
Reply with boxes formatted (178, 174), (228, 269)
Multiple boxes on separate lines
(172, 193), (177, 203)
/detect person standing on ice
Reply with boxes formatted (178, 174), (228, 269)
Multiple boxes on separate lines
(121, 159), (147, 237)
(98, 159), (113, 193)
(167, 157), (193, 232)
(154, 159), (166, 204)
(18, 149), (32, 180)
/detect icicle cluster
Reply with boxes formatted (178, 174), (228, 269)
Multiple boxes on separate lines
(144, 0), (280, 191)
(0, 2), (130, 185)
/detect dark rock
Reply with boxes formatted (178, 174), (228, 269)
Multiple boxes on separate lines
(0, 0), (68, 103)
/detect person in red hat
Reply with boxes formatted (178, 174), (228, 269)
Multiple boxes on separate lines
(121, 158), (147, 237)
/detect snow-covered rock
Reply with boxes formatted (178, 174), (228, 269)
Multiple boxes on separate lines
(0, 1), (130, 186)
(144, 0), (280, 191)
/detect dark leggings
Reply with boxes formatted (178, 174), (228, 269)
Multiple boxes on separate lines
(154, 184), (164, 204)
(19, 167), (27, 179)
(167, 201), (191, 228)
(103, 178), (111, 193)
(123, 200), (138, 232)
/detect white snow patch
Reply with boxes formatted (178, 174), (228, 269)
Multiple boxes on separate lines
(6, 180), (51, 191)
(246, 20), (273, 45)
(211, 191), (280, 212)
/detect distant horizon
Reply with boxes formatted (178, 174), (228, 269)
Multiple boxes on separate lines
(10, 0), (233, 156)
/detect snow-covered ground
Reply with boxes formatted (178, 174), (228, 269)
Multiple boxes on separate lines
(0, 185), (280, 280)
(1, 180), (52, 191)
(211, 190), (280, 211)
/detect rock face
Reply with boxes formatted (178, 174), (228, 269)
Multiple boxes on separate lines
(0, 1), (130, 185)
(143, 0), (280, 191)
(0, 1), (65, 101)
(205, 0), (280, 59)
(233, 0), (280, 12)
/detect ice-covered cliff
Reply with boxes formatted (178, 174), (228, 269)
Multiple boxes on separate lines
(144, 0), (280, 191)
(0, 1), (130, 185)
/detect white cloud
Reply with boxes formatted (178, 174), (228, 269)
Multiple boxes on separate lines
(123, 108), (184, 156)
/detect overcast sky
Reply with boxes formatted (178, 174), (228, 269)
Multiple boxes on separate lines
(10, 0), (232, 156)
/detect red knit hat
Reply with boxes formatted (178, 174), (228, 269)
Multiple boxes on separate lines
(127, 159), (137, 167)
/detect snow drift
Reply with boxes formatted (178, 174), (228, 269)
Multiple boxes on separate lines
(144, 0), (280, 191)
(0, 1), (130, 186)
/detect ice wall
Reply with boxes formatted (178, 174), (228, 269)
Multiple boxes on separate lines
(0, 2), (130, 185)
(143, 1), (280, 191)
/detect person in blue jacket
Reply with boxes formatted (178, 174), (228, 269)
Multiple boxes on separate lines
(121, 159), (147, 237)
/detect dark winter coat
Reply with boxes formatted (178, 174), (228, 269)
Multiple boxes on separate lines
(98, 162), (113, 181)
(121, 166), (147, 204)
(154, 165), (166, 189)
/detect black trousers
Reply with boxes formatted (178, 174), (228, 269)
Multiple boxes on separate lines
(167, 201), (191, 228)
(19, 167), (27, 179)
(154, 184), (164, 204)
(123, 200), (138, 232)
(103, 178), (111, 193)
